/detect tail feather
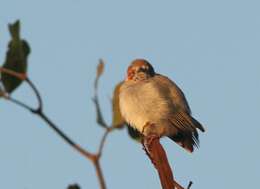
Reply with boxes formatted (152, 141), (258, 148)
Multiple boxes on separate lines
(191, 117), (205, 132)
(168, 112), (204, 152)
(169, 131), (198, 153)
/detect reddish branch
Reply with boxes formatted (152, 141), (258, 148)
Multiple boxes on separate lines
(143, 136), (187, 189)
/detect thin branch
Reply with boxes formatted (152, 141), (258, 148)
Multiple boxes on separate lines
(23, 78), (93, 157)
(25, 78), (43, 111)
(5, 94), (94, 160)
(92, 62), (108, 128)
(94, 159), (106, 189)
(92, 95), (108, 128)
(37, 111), (94, 157)
(1, 58), (115, 189)
(2, 72), (109, 189)
(187, 181), (193, 189)
(5, 95), (35, 112)
(97, 127), (113, 157)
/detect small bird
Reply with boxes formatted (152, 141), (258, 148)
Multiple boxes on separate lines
(119, 59), (205, 152)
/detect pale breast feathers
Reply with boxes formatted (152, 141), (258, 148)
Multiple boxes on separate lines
(119, 79), (173, 131)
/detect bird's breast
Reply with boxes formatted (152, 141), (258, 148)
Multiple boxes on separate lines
(119, 80), (172, 133)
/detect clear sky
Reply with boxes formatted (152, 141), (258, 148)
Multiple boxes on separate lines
(0, 0), (259, 189)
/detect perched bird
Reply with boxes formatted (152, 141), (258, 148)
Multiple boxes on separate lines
(119, 59), (205, 152)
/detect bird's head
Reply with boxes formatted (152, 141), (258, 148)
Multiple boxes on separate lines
(126, 59), (155, 81)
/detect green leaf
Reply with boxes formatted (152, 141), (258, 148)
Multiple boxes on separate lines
(127, 124), (142, 142)
(1, 20), (30, 93)
(112, 81), (125, 129)
(8, 20), (20, 40)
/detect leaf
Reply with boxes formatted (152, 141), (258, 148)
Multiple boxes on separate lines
(127, 124), (142, 142)
(67, 184), (80, 189)
(112, 81), (125, 129)
(1, 20), (30, 93)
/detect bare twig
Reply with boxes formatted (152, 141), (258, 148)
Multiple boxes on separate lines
(92, 60), (108, 128)
(5, 81), (94, 159)
(37, 111), (94, 158)
(92, 95), (108, 128)
(94, 159), (106, 189)
(2, 73), (109, 189)
(26, 78), (43, 111)
(187, 181), (193, 189)
(97, 127), (113, 158)
(5, 95), (34, 112)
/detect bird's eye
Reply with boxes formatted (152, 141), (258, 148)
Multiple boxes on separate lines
(138, 67), (147, 73)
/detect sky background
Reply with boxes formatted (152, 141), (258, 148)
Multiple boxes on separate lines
(0, 0), (260, 189)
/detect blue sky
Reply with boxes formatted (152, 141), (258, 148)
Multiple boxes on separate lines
(0, 0), (260, 188)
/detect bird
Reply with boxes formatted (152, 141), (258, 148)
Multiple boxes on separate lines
(119, 59), (205, 152)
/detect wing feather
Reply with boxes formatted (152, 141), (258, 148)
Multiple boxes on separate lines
(153, 74), (191, 114)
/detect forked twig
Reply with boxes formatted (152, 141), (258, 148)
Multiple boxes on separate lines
(1, 67), (113, 189)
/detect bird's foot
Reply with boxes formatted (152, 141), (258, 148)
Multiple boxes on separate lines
(141, 122), (152, 135)
(141, 122), (159, 151)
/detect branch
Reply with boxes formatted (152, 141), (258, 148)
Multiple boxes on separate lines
(97, 127), (113, 158)
(26, 78), (43, 111)
(5, 82), (94, 160)
(92, 95), (108, 128)
(92, 60), (109, 129)
(2, 76), (109, 189)
(94, 158), (106, 189)
(5, 95), (34, 112)
(37, 111), (95, 159)
(0, 65), (115, 189)
(143, 136), (187, 189)
(187, 181), (193, 189)
(7, 96), (108, 189)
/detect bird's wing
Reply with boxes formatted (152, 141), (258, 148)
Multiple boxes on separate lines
(154, 74), (205, 133)
(152, 74), (205, 152)
(153, 74), (191, 114)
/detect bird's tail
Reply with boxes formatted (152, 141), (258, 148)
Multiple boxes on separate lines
(168, 114), (205, 153)
(169, 132), (197, 153)
(191, 116), (205, 132)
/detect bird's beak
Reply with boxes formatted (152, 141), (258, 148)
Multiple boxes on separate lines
(126, 71), (134, 81)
